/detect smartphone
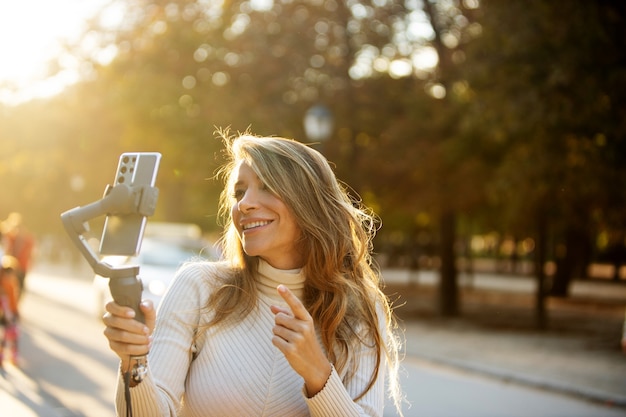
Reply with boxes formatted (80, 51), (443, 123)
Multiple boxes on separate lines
(99, 152), (161, 256)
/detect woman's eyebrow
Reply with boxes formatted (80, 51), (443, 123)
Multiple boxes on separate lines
(233, 178), (249, 188)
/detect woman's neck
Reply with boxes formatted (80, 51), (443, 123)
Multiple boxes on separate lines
(256, 259), (305, 301)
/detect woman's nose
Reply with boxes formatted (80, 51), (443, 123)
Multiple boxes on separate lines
(237, 190), (258, 213)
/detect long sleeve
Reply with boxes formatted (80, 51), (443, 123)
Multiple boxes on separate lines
(115, 262), (215, 416)
(304, 311), (388, 417)
(306, 364), (386, 417)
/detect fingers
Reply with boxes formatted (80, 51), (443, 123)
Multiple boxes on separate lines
(104, 299), (138, 319)
(276, 285), (310, 320)
(271, 286), (312, 346)
(270, 287), (332, 395)
(272, 314), (305, 343)
(272, 307), (306, 332)
(103, 300), (153, 358)
(272, 285), (311, 340)
(140, 300), (156, 332)
(269, 304), (290, 316)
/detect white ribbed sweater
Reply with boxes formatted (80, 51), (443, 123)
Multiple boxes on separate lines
(115, 260), (386, 416)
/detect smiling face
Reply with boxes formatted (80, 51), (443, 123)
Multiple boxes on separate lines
(230, 161), (303, 270)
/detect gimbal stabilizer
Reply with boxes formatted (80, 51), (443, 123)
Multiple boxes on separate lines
(61, 171), (159, 324)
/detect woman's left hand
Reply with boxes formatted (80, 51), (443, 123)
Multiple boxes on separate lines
(271, 284), (332, 397)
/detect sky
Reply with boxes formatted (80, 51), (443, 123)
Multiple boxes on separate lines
(0, 0), (113, 105)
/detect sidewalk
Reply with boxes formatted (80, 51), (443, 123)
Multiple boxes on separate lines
(383, 268), (626, 409)
(2, 263), (626, 415)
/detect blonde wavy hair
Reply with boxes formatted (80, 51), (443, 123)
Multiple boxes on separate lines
(208, 133), (402, 411)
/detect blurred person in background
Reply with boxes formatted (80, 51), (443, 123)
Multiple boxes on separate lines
(102, 133), (404, 416)
(0, 255), (21, 367)
(2, 213), (35, 299)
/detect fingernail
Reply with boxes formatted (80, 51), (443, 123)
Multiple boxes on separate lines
(277, 284), (286, 293)
(143, 326), (150, 334)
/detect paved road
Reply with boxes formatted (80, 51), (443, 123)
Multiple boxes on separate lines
(3, 268), (622, 417)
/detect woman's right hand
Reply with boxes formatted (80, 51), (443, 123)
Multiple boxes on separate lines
(102, 300), (156, 369)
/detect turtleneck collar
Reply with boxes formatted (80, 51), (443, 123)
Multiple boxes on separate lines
(257, 259), (305, 301)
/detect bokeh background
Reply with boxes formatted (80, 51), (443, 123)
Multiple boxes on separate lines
(1, 0), (625, 326)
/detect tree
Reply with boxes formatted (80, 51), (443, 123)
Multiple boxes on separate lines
(366, 0), (486, 316)
(463, 0), (626, 326)
(62, 0), (433, 231)
(85, 0), (490, 318)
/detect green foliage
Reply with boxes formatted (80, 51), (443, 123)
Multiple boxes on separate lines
(464, 0), (626, 238)
(1, 0), (625, 277)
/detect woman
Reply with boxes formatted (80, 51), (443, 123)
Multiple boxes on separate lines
(103, 133), (403, 416)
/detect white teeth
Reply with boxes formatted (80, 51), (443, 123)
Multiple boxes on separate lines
(243, 221), (270, 230)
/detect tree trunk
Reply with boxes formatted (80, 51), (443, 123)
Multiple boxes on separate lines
(551, 225), (591, 296)
(439, 210), (459, 317)
(534, 209), (548, 330)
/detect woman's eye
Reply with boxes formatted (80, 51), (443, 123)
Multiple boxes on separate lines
(232, 189), (244, 200)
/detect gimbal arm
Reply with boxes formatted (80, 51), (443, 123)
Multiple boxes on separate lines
(61, 183), (158, 279)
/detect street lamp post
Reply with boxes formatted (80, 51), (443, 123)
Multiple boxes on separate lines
(303, 104), (334, 147)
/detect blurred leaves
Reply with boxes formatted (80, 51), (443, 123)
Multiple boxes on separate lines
(0, 0), (624, 276)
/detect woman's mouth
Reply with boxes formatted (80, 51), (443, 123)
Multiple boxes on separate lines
(243, 220), (272, 230)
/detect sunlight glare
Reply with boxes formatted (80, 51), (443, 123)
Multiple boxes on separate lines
(389, 59), (413, 79)
(250, 0), (273, 12)
(412, 46), (438, 69)
(0, 0), (111, 105)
